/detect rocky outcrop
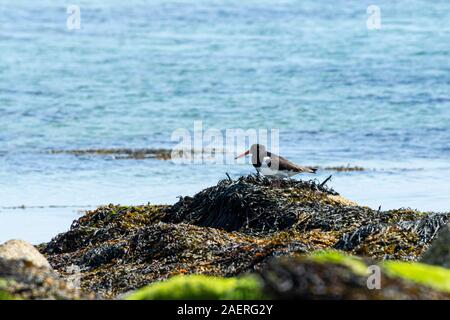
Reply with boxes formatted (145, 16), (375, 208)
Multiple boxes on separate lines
(0, 239), (51, 269)
(38, 175), (449, 299)
(421, 223), (450, 268)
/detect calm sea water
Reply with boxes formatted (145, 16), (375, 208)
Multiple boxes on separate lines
(1, 0), (450, 243)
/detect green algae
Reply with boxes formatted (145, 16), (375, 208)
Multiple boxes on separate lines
(261, 253), (450, 300)
(126, 275), (266, 300)
(77, 204), (168, 230)
(311, 250), (369, 276)
(0, 290), (15, 300)
(0, 279), (15, 300)
(383, 261), (450, 293)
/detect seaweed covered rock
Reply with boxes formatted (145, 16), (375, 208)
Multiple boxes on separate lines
(164, 175), (351, 233)
(122, 251), (450, 300)
(126, 275), (266, 300)
(260, 251), (450, 300)
(0, 257), (91, 300)
(165, 175), (447, 260)
(42, 221), (312, 298)
(40, 175), (449, 298)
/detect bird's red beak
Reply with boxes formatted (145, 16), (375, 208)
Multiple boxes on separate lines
(235, 150), (250, 159)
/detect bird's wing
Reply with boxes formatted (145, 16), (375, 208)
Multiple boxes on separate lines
(268, 152), (317, 173)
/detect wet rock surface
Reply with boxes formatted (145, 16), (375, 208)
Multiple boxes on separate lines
(39, 175), (449, 299)
(0, 239), (51, 269)
(48, 148), (226, 161)
(0, 257), (91, 300)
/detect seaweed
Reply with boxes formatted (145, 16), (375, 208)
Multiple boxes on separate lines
(421, 223), (450, 268)
(164, 174), (339, 233)
(335, 213), (448, 259)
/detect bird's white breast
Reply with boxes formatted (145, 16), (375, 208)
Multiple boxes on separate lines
(256, 157), (297, 178)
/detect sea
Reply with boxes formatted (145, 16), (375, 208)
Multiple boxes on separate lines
(1, 0), (450, 243)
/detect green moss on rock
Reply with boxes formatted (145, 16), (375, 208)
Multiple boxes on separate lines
(310, 250), (450, 294)
(311, 250), (369, 276)
(383, 261), (450, 293)
(126, 275), (266, 300)
(40, 175), (449, 298)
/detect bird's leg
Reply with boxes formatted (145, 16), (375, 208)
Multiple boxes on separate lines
(271, 177), (283, 188)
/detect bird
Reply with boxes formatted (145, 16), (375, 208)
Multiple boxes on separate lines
(235, 144), (317, 178)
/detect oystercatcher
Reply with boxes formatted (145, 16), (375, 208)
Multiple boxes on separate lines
(235, 144), (317, 178)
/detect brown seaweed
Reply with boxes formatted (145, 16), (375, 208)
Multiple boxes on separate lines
(39, 175), (449, 297)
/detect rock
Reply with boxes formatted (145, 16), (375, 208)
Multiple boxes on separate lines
(421, 223), (450, 268)
(0, 257), (93, 300)
(0, 239), (51, 269)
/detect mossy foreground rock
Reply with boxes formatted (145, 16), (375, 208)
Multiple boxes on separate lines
(0, 239), (51, 269)
(40, 175), (449, 298)
(0, 257), (90, 300)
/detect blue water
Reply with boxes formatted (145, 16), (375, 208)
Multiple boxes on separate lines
(1, 0), (450, 243)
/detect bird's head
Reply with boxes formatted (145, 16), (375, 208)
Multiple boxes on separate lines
(235, 144), (266, 159)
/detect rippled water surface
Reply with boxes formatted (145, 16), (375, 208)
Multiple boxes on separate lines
(1, 0), (450, 243)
